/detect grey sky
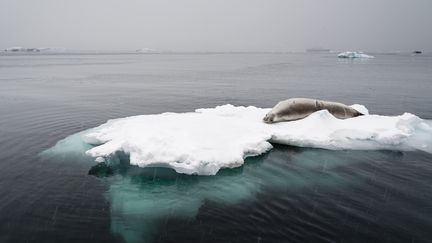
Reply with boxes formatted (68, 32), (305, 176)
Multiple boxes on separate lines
(0, 0), (431, 52)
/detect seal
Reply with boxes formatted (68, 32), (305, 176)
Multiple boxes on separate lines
(263, 98), (364, 123)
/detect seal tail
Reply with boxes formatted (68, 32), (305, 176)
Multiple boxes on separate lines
(349, 104), (369, 116)
(354, 110), (364, 117)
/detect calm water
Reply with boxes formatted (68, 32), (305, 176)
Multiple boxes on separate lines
(0, 52), (432, 243)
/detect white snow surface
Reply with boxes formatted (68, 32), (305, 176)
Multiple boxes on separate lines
(83, 104), (432, 175)
(338, 51), (374, 58)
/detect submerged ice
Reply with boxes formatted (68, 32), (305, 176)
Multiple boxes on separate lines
(79, 105), (432, 175)
(107, 148), (370, 243)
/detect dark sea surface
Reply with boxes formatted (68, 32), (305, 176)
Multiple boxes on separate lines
(0, 52), (431, 243)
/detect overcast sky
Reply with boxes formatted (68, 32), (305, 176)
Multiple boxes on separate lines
(0, 0), (431, 52)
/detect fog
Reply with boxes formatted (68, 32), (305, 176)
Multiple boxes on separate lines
(1, 0), (431, 52)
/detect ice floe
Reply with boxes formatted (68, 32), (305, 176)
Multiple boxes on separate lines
(77, 104), (432, 175)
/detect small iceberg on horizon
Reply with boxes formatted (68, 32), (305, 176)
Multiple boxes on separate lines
(338, 51), (374, 59)
(136, 48), (160, 53)
(45, 104), (432, 176)
(3, 46), (66, 53)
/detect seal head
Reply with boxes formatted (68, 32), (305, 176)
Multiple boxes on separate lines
(263, 112), (276, 124)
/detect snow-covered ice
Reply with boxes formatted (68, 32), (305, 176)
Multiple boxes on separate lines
(77, 104), (432, 175)
(338, 51), (374, 58)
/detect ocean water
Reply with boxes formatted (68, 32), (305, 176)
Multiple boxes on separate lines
(1, 52), (432, 243)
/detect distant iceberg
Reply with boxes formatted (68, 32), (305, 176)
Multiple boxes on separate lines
(4, 47), (33, 52)
(136, 48), (159, 53)
(46, 104), (432, 176)
(338, 51), (374, 59)
(3, 47), (66, 53)
(35, 47), (66, 53)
